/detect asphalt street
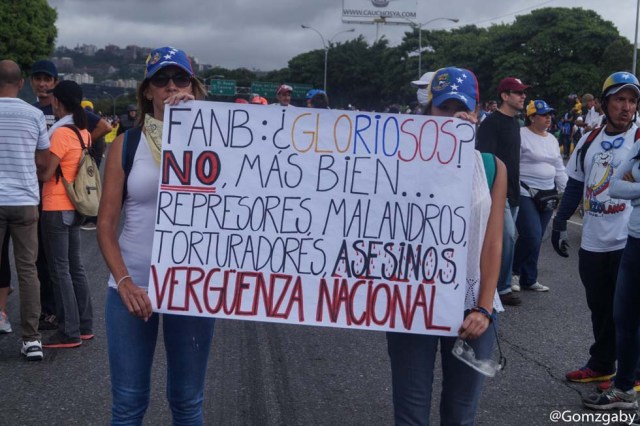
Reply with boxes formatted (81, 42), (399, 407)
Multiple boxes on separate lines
(0, 213), (628, 425)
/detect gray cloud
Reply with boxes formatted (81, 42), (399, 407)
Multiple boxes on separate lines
(48, 0), (638, 70)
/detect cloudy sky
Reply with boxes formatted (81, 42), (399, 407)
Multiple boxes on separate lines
(48, 0), (639, 71)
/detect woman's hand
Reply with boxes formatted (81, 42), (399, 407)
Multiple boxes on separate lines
(118, 279), (153, 321)
(458, 311), (490, 339)
(164, 93), (195, 106)
(453, 111), (478, 124)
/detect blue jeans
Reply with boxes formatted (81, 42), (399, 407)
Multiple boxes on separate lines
(387, 314), (499, 426)
(497, 202), (519, 295)
(41, 210), (92, 338)
(614, 236), (640, 391)
(512, 196), (552, 287)
(106, 289), (216, 426)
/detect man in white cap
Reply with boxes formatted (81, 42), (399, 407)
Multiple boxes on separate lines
(410, 71), (434, 114)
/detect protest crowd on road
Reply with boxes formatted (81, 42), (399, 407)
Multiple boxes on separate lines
(2, 40), (640, 425)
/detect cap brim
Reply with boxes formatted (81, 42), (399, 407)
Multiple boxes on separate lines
(147, 61), (194, 78)
(433, 92), (476, 112)
(411, 80), (430, 88)
(607, 83), (640, 97)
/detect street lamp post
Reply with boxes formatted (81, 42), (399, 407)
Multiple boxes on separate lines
(301, 25), (355, 93)
(404, 17), (459, 79)
(102, 91), (129, 117)
(634, 0), (639, 75)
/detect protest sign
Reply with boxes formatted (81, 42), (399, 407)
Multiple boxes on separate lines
(148, 101), (477, 336)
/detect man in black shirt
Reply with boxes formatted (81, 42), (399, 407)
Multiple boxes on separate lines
(476, 77), (529, 306)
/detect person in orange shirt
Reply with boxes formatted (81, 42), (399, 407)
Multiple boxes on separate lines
(38, 80), (94, 349)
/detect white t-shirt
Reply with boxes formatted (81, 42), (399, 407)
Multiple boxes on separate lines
(519, 127), (568, 195)
(584, 107), (601, 130)
(107, 135), (160, 290)
(567, 126), (636, 252)
(0, 98), (50, 206)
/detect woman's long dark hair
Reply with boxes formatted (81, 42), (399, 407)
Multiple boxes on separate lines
(56, 96), (88, 130)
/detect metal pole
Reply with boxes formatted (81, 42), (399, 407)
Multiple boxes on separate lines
(323, 48), (328, 93)
(634, 0), (639, 75)
(418, 26), (422, 79)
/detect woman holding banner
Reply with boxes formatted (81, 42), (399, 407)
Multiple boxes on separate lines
(386, 67), (506, 425)
(97, 46), (215, 425)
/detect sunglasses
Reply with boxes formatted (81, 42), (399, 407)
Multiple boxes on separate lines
(601, 136), (624, 151)
(509, 90), (526, 96)
(149, 73), (192, 88)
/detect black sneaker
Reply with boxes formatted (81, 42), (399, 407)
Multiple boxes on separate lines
(499, 292), (522, 306)
(38, 313), (58, 331)
(43, 332), (81, 349)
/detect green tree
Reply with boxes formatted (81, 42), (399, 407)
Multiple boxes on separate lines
(0, 0), (57, 72)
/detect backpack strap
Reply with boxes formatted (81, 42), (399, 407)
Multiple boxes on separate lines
(574, 126), (603, 173)
(122, 126), (142, 204)
(56, 124), (90, 182)
(481, 152), (496, 190)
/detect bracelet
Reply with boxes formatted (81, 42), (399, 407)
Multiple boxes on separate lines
(116, 275), (131, 293)
(471, 306), (493, 322)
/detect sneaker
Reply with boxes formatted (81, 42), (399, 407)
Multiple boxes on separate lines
(583, 387), (637, 410)
(598, 379), (640, 393)
(566, 367), (615, 383)
(21, 340), (43, 361)
(80, 222), (97, 231)
(80, 333), (95, 341)
(38, 313), (58, 331)
(43, 332), (81, 349)
(511, 275), (521, 292)
(499, 292), (522, 306)
(523, 282), (550, 292)
(0, 310), (12, 334)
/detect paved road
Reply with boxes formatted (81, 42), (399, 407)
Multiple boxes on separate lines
(0, 214), (625, 425)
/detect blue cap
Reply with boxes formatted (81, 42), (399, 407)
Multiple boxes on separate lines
(31, 60), (58, 78)
(526, 99), (555, 116)
(429, 67), (478, 112)
(306, 89), (326, 100)
(144, 46), (194, 79)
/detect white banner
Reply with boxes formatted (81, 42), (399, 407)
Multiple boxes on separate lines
(342, 0), (417, 23)
(149, 101), (476, 336)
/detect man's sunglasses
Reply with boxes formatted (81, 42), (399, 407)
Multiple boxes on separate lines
(509, 90), (526, 96)
(149, 73), (192, 88)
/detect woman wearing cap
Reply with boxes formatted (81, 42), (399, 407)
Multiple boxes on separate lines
(96, 47), (215, 424)
(387, 67), (507, 425)
(38, 80), (94, 349)
(511, 100), (567, 292)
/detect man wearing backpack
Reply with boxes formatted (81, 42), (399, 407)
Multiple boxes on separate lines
(552, 72), (640, 386)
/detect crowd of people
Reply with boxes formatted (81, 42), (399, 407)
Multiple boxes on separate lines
(1, 43), (640, 424)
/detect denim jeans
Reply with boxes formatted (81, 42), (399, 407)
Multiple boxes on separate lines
(614, 236), (640, 391)
(0, 205), (41, 340)
(106, 289), (216, 426)
(497, 202), (519, 295)
(387, 314), (499, 426)
(512, 196), (553, 287)
(578, 248), (622, 373)
(41, 210), (93, 339)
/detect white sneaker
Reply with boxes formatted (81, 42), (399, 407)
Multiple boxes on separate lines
(525, 282), (550, 292)
(0, 310), (12, 333)
(21, 340), (43, 361)
(511, 275), (521, 292)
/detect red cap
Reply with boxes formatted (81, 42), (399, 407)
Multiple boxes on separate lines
(276, 84), (293, 95)
(497, 77), (530, 94)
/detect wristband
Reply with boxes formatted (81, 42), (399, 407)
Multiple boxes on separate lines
(471, 306), (493, 322)
(116, 275), (131, 293)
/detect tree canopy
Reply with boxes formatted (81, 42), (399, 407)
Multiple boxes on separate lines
(0, 0), (57, 73)
(273, 7), (635, 112)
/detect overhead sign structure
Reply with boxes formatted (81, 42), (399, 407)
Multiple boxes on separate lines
(209, 79), (236, 96)
(342, 0), (417, 24)
(150, 101), (477, 336)
(251, 82), (313, 99)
